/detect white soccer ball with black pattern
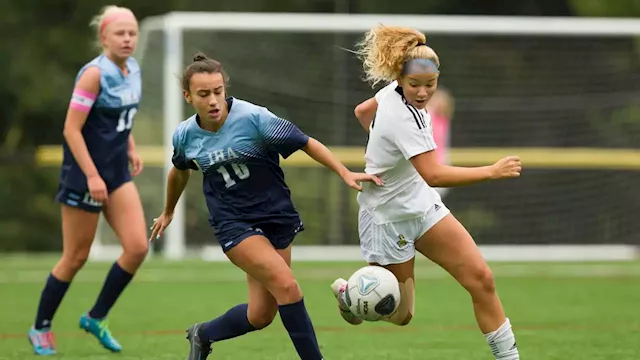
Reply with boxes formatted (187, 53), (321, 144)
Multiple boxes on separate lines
(344, 265), (401, 322)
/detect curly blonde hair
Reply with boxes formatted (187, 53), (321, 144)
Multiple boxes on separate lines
(355, 25), (440, 88)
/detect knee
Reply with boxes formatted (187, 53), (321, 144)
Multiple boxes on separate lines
(461, 266), (496, 298)
(61, 251), (89, 273)
(122, 240), (149, 265)
(270, 277), (302, 304)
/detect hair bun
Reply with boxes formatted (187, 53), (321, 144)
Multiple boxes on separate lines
(193, 52), (208, 62)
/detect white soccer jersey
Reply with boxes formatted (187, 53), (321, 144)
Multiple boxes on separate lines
(357, 81), (442, 224)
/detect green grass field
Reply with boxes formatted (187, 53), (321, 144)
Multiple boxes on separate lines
(1, 256), (639, 359)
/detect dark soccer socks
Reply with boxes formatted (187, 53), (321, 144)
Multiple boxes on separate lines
(88, 261), (134, 319)
(34, 273), (71, 329)
(278, 298), (324, 360)
(199, 303), (257, 343)
(198, 300), (323, 359)
(34, 262), (134, 329)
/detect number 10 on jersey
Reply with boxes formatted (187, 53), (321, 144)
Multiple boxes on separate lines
(216, 163), (250, 188)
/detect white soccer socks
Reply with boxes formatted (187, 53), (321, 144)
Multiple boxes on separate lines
(484, 318), (520, 360)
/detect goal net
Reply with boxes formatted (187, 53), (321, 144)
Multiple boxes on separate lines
(93, 13), (640, 261)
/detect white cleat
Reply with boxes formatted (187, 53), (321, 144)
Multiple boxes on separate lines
(331, 278), (363, 325)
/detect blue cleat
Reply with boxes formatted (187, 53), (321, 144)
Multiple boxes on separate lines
(28, 327), (57, 356)
(79, 313), (122, 352)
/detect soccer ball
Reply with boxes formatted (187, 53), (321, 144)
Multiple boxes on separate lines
(344, 266), (401, 321)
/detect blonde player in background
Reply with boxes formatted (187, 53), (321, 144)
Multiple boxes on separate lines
(331, 25), (522, 360)
(28, 5), (148, 356)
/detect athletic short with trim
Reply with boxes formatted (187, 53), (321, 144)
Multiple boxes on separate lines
(56, 157), (132, 213)
(214, 220), (305, 253)
(55, 176), (131, 214)
(359, 202), (450, 265)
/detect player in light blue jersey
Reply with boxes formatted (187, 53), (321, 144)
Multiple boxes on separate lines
(28, 5), (149, 356)
(149, 52), (382, 360)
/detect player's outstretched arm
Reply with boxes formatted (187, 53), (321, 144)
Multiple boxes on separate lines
(410, 150), (521, 188)
(149, 167), (191, 241)
(354, 97), (378, 133)
(163, 167), (190, 215)
(64, 66), (108, 202)
(302, 137), (383, 191)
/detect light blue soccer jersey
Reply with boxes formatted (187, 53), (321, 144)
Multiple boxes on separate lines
(59, 54), (141, 191)
(172, 98), (309, 228)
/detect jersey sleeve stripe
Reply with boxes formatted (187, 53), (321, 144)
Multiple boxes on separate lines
(266, 117), (293, 144)
(404, 101), (428, 129)
(403, 102), (423, 130)
(417, 109), (427, 128)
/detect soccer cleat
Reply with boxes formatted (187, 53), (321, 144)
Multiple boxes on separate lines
(79, 313), (122, 352)
(185, 323), (212, 360)
(331, 278), (363, 325)
(28, 327), (57, 356)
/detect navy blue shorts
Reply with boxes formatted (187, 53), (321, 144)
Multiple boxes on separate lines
(56, 186), (104, 213)
(57, 156), (132, 213)
(55, 179), (131, 213)
(215, 220), (305, 252)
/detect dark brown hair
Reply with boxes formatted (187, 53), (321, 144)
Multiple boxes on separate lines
(181, 52), (229, 91)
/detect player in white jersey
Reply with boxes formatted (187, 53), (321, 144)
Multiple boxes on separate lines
(331, 26), (522, 360)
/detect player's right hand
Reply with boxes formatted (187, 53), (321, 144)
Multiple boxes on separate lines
(342, 171), (384, 191)
(490, 156), (522, 179)
(87, 175), (108, 203)
(149, 212), (174, 242)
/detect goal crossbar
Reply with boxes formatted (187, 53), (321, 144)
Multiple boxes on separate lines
(142, 12), (640, 36)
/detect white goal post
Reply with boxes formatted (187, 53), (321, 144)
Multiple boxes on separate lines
(87, 13), (640, 262)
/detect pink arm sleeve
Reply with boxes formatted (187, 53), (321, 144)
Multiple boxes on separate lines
(69, 88), (97, 113)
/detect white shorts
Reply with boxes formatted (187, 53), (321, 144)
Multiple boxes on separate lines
(358, 202), (450, 266)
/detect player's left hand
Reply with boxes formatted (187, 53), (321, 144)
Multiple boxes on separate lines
(342, 171), (383, 191)
(150, 212), (174, 242)
(128, 150), (143, 176)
